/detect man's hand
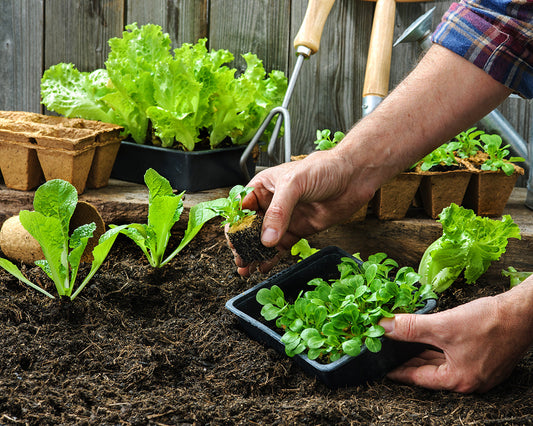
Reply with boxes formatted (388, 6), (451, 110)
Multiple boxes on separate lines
(380, 280), (533, 393)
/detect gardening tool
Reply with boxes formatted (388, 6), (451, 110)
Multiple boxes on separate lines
(240, 0), (336, 180)
(362, 0), (433, 117)
(394, 9), (530, 168)
(393, 6), (435, 51)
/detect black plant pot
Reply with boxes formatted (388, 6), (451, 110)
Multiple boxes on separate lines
(111, 141), (256, 192)
(226, 246), (437, 389)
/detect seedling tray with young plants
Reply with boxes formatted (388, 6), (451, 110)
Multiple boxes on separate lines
(226, 246), (436, 388)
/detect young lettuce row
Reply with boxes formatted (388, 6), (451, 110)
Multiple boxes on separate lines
(418, 203), (521, 293)
(257, 253), (436, 362)
(113, 168), (228, 268)
(41, 23), (288, 150)
(0, 180), (127, 300)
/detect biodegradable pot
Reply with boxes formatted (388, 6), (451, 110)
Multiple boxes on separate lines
(416, 166), (472, 219)
(0, 111), (124, 193)
(225, 246), (437, 389)
(372, 172), (422, 220)
(111, 141), (256, 192)
(461, 157), (524, 216)
(69, 201), (106, 262)
(0, 142), (43, 190)
(462, 171), (521, 217)
(226, 214), (277, 264)
(36, 147), (96, 194)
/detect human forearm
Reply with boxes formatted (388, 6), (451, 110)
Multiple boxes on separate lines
(334, 44), (512, 195)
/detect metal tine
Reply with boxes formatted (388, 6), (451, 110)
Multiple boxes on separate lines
(240, 48), (310, 181)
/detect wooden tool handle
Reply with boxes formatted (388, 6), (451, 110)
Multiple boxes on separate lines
(362, 0), (396, 98)
(293, 0), (336, 54)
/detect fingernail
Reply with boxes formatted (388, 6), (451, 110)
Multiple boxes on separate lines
(262, 227), (278, 246)
(380, 317), (395, 334)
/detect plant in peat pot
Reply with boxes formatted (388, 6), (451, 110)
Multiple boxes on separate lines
(113, 168), (226, 268)
(0, 179), (127, 300)
(256, 253), (436, 362)
(413, 142), (473, 219)
(450, 129), (525, 216)
(209, 185), (277, 264)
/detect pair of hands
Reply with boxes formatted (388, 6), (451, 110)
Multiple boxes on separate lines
(226, 152), (532, 393)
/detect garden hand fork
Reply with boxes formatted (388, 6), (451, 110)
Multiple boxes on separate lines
(240, 0), (336, 180)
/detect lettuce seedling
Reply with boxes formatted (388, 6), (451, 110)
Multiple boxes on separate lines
(291, 238), (319, 262)
(116, 168), (226, 267)
(417, 143), (459, 171)
(502, 267), (532, 289)
(0, 179), (127, 300)
(418, 203), (521, 293)
(478, 133), (525, 176)
(257, 252), (435, 362)
(208, 185), (255, 227)
(448, 127), (484, 159)
(314, 129), (345, 151)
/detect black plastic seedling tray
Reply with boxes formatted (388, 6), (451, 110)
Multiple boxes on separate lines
(225, 246), (437, 389)
(111, 141), (255, 192)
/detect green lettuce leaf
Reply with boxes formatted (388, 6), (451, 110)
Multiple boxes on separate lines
(418, 203), (521, 292)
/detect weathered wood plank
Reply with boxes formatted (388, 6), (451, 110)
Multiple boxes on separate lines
(126, 0), (208, 46)
(0, 0), (44, 113)
(44, 0), (124, 72)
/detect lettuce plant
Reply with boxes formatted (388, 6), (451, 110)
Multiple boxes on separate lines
(257, 253), (435, 362)
(418, 203), (521, 293)
(0, 180), (127, 300)
(290, 238), (319, 261)
(116, 168), (226, 267)
(478, 133), (525, 176)
(417, 143), (459, 171)
(41, 23), (287, 150)
(314, 129), (345, 151)
(448, 127), (483, 159)
(207, 185), (255, 227)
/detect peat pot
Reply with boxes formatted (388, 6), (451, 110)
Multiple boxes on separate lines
(371, 172), (422, 220)
(111, 141), (256, 192)
(462, 166), (524, 217)
(225, 246), (437, 389)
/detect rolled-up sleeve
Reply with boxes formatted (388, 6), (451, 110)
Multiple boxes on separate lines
(431, 0), (533, 98)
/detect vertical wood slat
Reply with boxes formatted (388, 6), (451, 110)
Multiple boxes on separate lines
(0, 0), (44, 113)
(126, 0), (208, 47)
(44, 0), (124, 72)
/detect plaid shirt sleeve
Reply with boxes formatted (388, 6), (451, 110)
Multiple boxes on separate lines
(431, 0), (533, 98)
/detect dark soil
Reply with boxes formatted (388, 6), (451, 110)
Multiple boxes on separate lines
(0, 224), (532, 425)
(227, 215), (278, 264)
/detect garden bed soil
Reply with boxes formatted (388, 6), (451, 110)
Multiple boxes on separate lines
(1, 223), (532, 425)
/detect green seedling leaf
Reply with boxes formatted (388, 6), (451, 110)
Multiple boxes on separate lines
(257, 250), (434, 362)
(0, 258), (55, 299)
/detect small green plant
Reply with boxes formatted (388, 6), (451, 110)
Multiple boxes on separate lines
(208, 185), (255, 227)
(478, 134), (525, 176)
(291, 238), (319, 261)
(256, 253), (436, 362)
(314, 129), (345, 151)
(418, 203), (521, 293)
(0, 179), (127, 300)
(502, 267), (532, 288)
(448, 127), (484, 159)
(417, 143), (458, 171)
(116, 168), (226, 267)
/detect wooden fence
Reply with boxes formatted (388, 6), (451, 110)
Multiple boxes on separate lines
(1, 0), (531, 174)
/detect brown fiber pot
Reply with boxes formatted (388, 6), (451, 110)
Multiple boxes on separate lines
(371, 172), (422, 220)
(461, 153), (524, 216)
(0, 111), (124, 193)
(416, 168), (472, 219)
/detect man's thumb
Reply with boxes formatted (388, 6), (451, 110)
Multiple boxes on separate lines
(379, 314), (431, 344)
